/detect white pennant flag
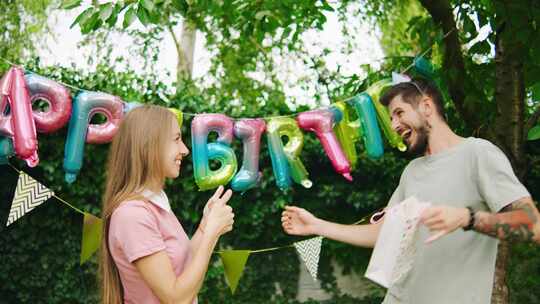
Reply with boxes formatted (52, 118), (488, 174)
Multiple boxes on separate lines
(294, 236), (323, 281)
(392, 72), (412, 84)
(7, 172), (54, 226)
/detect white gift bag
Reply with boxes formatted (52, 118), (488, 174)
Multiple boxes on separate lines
(365, 196), (430, 288)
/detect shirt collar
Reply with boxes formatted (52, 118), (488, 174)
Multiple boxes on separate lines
(141, 189), (172, 213)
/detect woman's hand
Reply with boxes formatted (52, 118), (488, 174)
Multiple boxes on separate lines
(203, 186), (234, 237)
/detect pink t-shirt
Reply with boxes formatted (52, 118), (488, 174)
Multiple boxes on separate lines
(109, 199), (197, 304)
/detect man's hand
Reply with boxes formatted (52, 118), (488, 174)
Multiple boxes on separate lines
(281, 206), (321, 236)
(420, 206), (470, 244)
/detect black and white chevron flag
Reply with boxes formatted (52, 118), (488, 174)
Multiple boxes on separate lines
(294, 236), (323, 281)
(7, 172), (54, 226)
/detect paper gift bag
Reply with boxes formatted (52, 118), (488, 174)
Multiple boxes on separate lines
(365, 196), (430, 288)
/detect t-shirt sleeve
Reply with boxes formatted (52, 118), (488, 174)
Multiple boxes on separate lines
(475, 140), (530, 212)
(387, 183), (405, 208)
(111, 202), (166, 263)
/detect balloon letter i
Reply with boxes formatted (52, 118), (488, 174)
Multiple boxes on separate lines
(231, 119), (266, 192)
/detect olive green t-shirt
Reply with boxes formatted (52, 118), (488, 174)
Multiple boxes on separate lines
(382, 137), (529, 304)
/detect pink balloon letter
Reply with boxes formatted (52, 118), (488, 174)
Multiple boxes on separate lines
(297, 109), (352, 181)
(0, 67), (39, 167)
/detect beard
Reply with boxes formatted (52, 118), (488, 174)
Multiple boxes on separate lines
(406, 124), (429, 156)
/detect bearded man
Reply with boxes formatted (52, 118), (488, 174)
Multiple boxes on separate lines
(281, 78), (540, 304)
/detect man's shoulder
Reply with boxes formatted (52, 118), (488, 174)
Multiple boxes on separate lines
(466, 136), (494, 147)
(464, 137), (503, 155)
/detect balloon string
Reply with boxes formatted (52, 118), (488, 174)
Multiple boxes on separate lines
(0, 27), (453, 121)
(399, 28), (455, 74)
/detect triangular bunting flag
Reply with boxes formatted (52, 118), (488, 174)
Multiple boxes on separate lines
(7, 172), (54, 226)
(391, 71), (411, 85)
(294, 236), (323, 281)
(80, 213), (103, 265)
(219, 250), (251, 294)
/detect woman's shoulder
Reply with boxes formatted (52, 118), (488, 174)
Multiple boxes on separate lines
(111, 199), (157, 221)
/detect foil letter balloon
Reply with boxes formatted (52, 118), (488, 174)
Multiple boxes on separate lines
(297, 109), (353, 181)
(25, 73), (72, 133)
(231, 119), (266, 192)
(191, 114), (237, 191)
(266, 117), (311, 191)
(168, 108), (183, 128)
(0, 136), (14, 164)
(0, 67), (39, 167)
(366, 79), (406, 152)
(413, 56), (436, 80)
(351, 93), (384, 159)
(123, 101), (143, 114)
(331, 101), (361, 169)
(64, 91), (124, 183)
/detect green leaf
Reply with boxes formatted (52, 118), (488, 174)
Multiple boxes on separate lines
(255, 10), (271, 20)
(469, 40), (491, 55)
(70, 7), (93, 29)
(106, 3), (121, 26)
(137, 5), (150, 25)
(462, 14), (476, 33)
(60, 0), (82, 9)
(140, 0), (155, 13)
(320, 0), (334, 11)
(80, 11), (101, 34)
(528, 125), (540, 141)
(123, 7), (136, 28)
(172, 0), (188, 12)
(531, 82), (540, 101)
(99, 3), (114, 22)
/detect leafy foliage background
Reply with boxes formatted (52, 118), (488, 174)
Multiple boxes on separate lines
(2, 0), (540, 302)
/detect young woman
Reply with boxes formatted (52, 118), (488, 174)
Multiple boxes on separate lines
(99, 105), (234, 304)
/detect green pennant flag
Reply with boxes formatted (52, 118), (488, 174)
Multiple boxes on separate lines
(219, 250), (251, 294)
(80, 213), (103, 265)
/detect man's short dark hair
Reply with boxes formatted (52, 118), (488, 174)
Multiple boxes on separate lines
(380, 78), (446, 121)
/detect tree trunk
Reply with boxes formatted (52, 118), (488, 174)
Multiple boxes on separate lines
(489, 20), (526, 304)
(167, 20), (196, 85)
(179, 21), (196, 77)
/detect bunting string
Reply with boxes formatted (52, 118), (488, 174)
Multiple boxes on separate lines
(5, 162), (380, 253)
(8, 163), (85, 215)
(4, 161), (383, 293)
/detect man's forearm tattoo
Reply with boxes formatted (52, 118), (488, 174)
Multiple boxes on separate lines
(473, 201), (538, 243)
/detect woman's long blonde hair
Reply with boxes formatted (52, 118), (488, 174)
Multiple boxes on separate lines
(99, 105), (176, 304)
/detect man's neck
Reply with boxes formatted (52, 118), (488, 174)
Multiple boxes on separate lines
(425, 123), (464, 155)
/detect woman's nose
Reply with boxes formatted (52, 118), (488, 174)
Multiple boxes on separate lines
(180, 142), (190, 157)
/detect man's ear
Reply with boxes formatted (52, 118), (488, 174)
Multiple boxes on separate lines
(419, 97), (434, 117)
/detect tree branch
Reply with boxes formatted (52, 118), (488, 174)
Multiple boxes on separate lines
(419, 0), (482, 132)
(167, 23), (182, 62)
(525, 103), (540, 137)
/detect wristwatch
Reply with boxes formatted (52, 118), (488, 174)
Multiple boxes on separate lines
(463, 206), (476, 231)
